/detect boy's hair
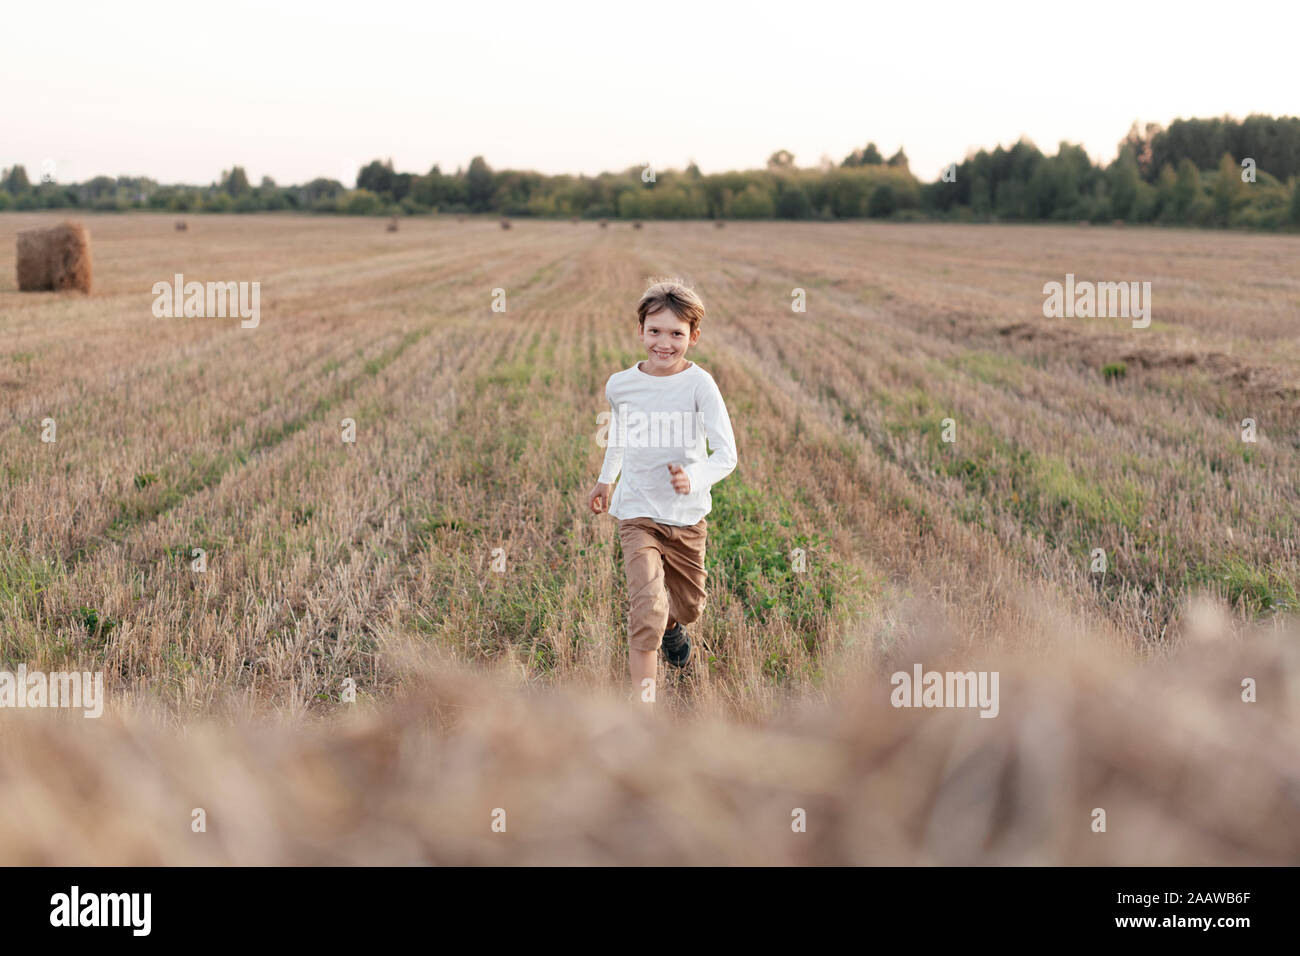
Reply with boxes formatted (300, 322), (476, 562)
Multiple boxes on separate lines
(637, 278), (705, 334)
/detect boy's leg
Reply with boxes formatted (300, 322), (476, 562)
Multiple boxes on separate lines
(618, 518), (670, 704)
(662, 517), (708, 630)
(630, 647), (656, 705)
(617, 516), (670, 659)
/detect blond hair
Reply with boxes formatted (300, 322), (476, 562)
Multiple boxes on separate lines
(636, 278), (705, 334)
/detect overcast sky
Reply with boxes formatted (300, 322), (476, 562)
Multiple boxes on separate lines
(4, 0), (1297, 186)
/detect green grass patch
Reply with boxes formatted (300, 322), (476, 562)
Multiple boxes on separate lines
(74, 605), (118, 640)
(939, 350), (1026, 388)
(480, 361), (533, 389)
(1031, 454), (1143, 536)
(408, 505), (481, 541)
(0, 551), (58, 607)
(705, 480), (843, 625)
(1191, 558), (1298, 615)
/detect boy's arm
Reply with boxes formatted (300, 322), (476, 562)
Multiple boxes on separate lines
(597, 391), (623, 485)
(683, 377), (738, 493)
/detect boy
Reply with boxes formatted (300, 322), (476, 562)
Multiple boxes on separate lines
(588, 279), (738, 705)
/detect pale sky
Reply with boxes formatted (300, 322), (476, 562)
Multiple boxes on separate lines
(4, 0), (1297, 187)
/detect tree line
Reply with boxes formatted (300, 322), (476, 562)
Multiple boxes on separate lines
(3, 114), (1298, 229)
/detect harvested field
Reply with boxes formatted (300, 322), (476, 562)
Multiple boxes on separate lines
(0, 212), (1296, 863)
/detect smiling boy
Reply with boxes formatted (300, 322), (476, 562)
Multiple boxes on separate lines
(589, 279), (738, 705)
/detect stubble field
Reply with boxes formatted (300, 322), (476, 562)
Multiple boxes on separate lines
(1, 213), (1297, 864)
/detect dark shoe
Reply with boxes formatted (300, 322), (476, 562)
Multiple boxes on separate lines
(662, 623), (691, 667)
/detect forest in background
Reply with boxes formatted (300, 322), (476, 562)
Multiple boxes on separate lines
(3, 115), (1299, 229)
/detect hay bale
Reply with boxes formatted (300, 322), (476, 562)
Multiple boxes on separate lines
(599, 220), (608, 229)
(571, 216), (580, 224)
(715, 220), (726, 229)
(632, 221), (643, 230)
(175, 220), (188, 232)
(16, 221), (93, 293)
(5, 616), (1297, 866)
(457, 215), (466, 222)
(500, 219), (512, 230)
(387, 216), (399, 233)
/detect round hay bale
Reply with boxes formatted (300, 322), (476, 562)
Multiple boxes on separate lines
(599, 220), (608, 229)
(16, 221), (93, 293)
(387, 216), (399, 233)
(457, 215), (466, 222)
(632, 221), (643, 230)
(500, 219), (512, 230)
(175, 220), (188, 232)
(714, 220), (726, 229)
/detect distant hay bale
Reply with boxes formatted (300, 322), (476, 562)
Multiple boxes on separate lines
(571, 216), (580, 224)
(175, 220), (188, 232)
(632, 221), (643, 230)
(599, 220), (608, 229)
(457, 215), (466, 222)
(16, 221), (93, 293)
(500, 219), (512, 230)
(387, 216), (399, 233)
(715, 220), (726, 229)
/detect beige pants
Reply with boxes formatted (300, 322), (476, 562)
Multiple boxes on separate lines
(617, 516), (708, 653)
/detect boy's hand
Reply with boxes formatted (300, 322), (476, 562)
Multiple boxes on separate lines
(667, 463), (691, 495)
(588, 481), (613, 514)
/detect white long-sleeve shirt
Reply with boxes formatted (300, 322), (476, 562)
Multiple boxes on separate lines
(597, 361), (738, 526)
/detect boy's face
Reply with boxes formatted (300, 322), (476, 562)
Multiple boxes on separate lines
(638, 308), (700, 371)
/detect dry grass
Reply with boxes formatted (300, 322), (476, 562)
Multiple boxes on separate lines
(0, 213), (1297, 863)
